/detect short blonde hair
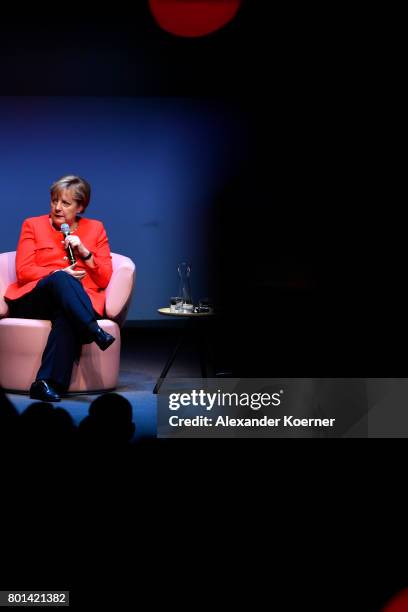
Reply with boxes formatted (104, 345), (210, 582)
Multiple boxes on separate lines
(50, 175), (91, 211)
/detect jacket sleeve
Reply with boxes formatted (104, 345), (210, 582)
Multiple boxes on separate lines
(86, 223), (113, 289)
(16, 219), (54, 284)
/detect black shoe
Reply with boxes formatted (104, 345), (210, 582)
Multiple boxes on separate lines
(93, 327), (115, 351)
(29, 380), (61, 403)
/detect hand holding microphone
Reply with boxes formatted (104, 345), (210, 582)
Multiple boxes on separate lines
(60, 223), (77, 265)
(60, 223), (88, 280)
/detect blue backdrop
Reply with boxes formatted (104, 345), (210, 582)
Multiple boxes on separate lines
(0, 97), (248, 319)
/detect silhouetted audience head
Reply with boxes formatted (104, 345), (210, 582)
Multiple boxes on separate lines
(78, 392), (135, 450)
(1, 387), (138, 465)
(19, 402), (76, 452)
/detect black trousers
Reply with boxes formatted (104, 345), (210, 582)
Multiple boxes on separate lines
(7, 272), (101, 391)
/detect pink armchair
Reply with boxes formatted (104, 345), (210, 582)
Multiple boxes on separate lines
(0, 251), (135, 393)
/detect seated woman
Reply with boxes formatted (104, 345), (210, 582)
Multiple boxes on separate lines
(4, 175), (115, 402)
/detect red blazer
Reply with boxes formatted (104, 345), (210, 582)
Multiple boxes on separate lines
(5, 215), (113, 316)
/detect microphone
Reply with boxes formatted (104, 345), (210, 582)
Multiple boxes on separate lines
(60, 223), (76, 265)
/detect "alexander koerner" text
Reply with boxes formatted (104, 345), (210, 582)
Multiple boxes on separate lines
(169, 415), (336, 427)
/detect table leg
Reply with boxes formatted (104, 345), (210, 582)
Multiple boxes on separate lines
(194, 320), (216, 378)
(197, 329), (207, 378)
(153, 328), (186, 394)
(153, 318), (216, 392)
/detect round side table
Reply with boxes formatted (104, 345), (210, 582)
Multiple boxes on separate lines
(153, 307), (214, 393)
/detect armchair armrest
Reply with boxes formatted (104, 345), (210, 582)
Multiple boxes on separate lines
(104, 254), (136, 327)
(0, 252), (17, 319)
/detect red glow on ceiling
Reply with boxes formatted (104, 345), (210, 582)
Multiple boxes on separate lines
(383, 589), (408, 612)
(148, 0), (242, 38)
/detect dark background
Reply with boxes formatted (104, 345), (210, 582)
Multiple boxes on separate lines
(0, 2), (401, 609)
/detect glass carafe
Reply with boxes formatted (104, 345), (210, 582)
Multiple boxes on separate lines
(178, 262), (193, 312)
